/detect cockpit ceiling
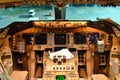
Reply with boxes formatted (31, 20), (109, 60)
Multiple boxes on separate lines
(0, 0), (20, 3)
(0, 0), (120, 8)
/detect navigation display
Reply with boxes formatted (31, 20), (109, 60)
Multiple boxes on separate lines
(87, 32), (99, 44)
(35, 33), (47, 44)
(74, 33), (86, 44)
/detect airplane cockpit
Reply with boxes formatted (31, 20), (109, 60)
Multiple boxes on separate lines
(0, 0), (120, 80)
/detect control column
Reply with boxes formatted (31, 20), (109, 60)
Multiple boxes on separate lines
(29, 51), (35, 80)
(86, 51), (92, 78)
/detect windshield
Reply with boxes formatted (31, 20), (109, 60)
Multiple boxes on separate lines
(0, 4), (120, 28)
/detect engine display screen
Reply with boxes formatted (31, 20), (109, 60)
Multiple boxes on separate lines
(54, 34), (66, 45)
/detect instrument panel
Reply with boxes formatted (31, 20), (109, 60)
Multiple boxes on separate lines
(5, 21), (114, 79)
(7, 20), (114, 53)
(10, 26), (111, 52)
